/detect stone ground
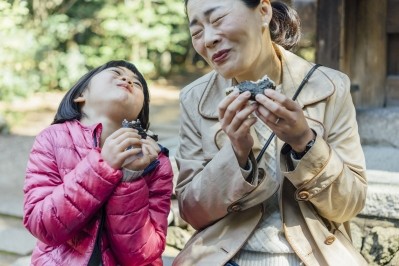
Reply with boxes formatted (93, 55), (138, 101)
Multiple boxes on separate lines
(1, 78), (399, 265)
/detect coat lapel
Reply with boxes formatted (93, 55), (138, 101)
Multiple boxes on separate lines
(279, 47), (335, 107)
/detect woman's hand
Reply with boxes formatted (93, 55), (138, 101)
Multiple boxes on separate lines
(255, 89), (314, 152)
(218, 89), (258, 167)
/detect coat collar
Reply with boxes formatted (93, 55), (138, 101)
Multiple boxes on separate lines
(198, 45), (335, 119)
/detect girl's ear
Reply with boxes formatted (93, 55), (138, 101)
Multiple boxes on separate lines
(73, 96), (86, 103)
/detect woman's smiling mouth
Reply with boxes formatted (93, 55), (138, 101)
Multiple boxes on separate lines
(212, 49), (230, 64)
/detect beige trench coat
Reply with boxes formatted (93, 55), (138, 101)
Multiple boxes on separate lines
(173, 46), (368, 266)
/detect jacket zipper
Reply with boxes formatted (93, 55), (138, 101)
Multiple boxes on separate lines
(87, 128), (104, 266)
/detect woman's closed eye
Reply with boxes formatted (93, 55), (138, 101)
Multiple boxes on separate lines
(211, 15), (226, 25)
(191, 29), (203, 39)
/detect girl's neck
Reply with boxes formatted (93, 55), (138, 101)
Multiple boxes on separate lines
(80, 116), (121, 147)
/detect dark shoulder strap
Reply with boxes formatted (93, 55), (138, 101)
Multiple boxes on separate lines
(292, 64), (322, 101)
(256, 64), (322, 163)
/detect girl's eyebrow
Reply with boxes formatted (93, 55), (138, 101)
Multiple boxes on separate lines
(189, 6), (221, 27)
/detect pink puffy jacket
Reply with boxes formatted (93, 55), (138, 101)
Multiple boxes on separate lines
(23, 120), (174, 266)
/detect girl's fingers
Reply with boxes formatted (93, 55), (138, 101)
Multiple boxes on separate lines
(104, 131), (142, 153)
(113, 131), (141, 144)
(107, 127), (138, 140)
(142, 143), (158, 161)
(123, 147), (143, 158)
(141, 138), (161, 154)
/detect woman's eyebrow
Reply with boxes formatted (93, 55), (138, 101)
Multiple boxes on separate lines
(189, 6), (221, 27)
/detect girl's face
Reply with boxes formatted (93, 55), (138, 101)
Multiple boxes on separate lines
(82, 66), (145, 121)
(187, 0), (270, 81)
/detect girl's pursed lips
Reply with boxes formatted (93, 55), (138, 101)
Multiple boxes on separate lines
(117, 82), (132, 93)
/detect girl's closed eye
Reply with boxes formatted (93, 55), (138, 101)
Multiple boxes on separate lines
(110, 69), (121, 75)
(133, 82), (143, 90)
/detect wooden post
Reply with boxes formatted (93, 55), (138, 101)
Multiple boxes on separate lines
(387, 0), (399, 105)
(316, 0), (345, 70)
(344, 0), (387, 108)
(316, 0), (387, 108)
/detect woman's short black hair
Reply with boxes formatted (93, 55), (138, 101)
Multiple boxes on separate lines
(52, 60), (150, 130)
(184, 0), (301, 50)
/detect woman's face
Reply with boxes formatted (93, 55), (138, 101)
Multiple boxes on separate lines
(82, 66), (145, 121)
(187, 0), (270, 81)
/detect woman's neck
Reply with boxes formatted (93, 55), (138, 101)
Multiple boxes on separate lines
(266, 45), (282, 85)
(236, 42), (282, 85)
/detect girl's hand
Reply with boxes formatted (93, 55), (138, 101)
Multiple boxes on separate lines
(101, 128), (143, 170)
(123, 137), (159, 171)
(141, 137), (161, 154)
(255, 89), (315, 152)
(218, 89), (258, 167)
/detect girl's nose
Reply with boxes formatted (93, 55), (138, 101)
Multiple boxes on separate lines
(121, 76), (132, 85)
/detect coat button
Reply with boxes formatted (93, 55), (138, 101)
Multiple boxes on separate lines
(231, 204), (242, 212)
(298, 191), (310, 200)
(324, 235), (336, 245)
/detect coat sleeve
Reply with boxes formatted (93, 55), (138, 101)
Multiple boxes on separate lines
(23, 131), (122, 246)
(105, 153), (173, 266)
(174, 97), (261, 230)
(281, 72), (367, 223)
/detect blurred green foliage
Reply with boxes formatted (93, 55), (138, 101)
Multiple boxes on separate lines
(0, 0), (191, 101)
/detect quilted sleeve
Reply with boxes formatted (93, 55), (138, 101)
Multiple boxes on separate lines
(105, 152), (173, 266)
(23, 130), (122, 246)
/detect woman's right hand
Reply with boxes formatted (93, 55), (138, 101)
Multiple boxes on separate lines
(101, 128), (144, 170)
(218, 89), (258, 167)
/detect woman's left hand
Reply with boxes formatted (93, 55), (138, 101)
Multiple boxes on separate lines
(255, 89), (314, 152)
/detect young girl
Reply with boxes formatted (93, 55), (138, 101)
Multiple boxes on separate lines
(23, 60), (174, 266)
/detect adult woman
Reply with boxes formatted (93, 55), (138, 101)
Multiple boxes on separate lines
(173, 1), (367, 265)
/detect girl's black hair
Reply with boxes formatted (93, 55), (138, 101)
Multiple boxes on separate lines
(52, 60), (150, 130)
(184, 0), (301, 50)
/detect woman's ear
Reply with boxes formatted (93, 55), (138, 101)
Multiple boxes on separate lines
(73, 96), (86, 103)
(260, 0), (272, 26)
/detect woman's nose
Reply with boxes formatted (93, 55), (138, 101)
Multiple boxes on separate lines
(204, 28), (220, 48)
